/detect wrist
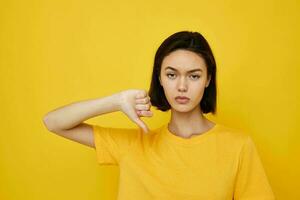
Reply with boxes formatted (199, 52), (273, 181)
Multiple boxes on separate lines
(112, 91), (124, 111)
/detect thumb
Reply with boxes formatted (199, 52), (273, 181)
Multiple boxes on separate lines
(133, 117), (149, 134)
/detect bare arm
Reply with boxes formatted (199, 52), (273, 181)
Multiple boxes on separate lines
(42, 92), (122, 148)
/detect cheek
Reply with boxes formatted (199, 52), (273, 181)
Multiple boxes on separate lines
(190, 83), (206, 98)
(190, 80), (204, 89)
(165, 83), (178, 97)
(161, 78), (175, 89)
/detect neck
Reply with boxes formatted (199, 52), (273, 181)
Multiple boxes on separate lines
(168, 107), (214, 138)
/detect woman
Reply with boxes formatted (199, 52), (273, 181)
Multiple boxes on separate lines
(43, 31), (275, 199)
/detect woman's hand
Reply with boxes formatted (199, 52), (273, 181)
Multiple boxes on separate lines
(119, 89), (153, 133)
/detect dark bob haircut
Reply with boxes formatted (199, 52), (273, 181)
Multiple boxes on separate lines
(148, 31), (217, 114)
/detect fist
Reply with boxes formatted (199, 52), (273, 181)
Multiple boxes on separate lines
(119, 89), (153, 133)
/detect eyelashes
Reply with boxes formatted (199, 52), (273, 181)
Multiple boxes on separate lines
(166, 73), (200, 80)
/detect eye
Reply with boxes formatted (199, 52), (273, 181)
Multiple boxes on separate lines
(190, 75), (200, 80)
(166, 73), (200, 80)
(166, 73), (176, 79)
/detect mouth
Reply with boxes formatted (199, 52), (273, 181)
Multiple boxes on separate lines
(175, 96), (190, 104)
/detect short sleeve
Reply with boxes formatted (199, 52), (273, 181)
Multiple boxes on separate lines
(233, 135), (275, 200)
(92, 124), (140, 165)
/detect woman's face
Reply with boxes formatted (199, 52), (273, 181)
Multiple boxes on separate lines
(159, 49), (211, 113)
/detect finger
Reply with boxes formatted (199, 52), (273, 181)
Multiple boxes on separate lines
(135, 104), (150, 110)
(141, 90), (148, 98)
(136, 110), (143, 116)
(143, 124), (150, 134)
(138, 110), (153, 117)
(135, 94), (142, 99)
(133, 117), (149, 134)
(144, 128), (149, 134)
(135, 91), (146, 99)
(135, 97), (149, 104)
(136, 110), (153, 117)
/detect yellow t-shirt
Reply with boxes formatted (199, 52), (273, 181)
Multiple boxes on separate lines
(92, 123), (275, 200)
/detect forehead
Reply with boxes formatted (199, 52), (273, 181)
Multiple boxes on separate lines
(161, 49), (206, 72)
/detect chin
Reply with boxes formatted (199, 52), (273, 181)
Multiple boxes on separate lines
(171, 100), (201, 113)
(171, 104), (195, 113)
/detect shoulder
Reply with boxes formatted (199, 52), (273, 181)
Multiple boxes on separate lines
(216, 123), (252, 147)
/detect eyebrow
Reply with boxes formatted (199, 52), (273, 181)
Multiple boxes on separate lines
(165, 66), (203, 73)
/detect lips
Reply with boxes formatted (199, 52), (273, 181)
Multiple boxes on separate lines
(175, 96), (190, 100)
(175, 96), (190, 104)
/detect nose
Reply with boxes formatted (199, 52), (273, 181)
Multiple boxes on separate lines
(177, 77), (188, 92)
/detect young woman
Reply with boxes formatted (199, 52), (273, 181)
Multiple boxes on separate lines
(43, 31), (275, 199)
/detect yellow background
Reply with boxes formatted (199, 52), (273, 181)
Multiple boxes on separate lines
(1, 0), (299, 199)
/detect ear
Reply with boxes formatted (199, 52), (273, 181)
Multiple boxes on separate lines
(159, 76), (162, 85)
(206, 75), (211, 88)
